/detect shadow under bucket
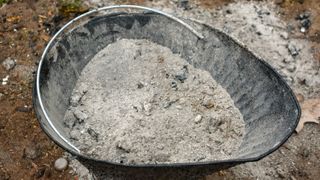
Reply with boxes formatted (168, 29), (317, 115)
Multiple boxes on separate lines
(33, 5), (300, 179)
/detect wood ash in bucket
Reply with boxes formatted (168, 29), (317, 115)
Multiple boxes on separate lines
(63, 39), (245, 165)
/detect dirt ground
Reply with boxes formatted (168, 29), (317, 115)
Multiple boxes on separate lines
(0, 1), (80, 179)
(0, 0), (319, 179)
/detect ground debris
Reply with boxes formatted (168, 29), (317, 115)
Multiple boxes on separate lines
(287, 42), (299, 57)
(23, 145), (41, 160)
(2, 57), (16, 70)
(295, 98), (320, 133)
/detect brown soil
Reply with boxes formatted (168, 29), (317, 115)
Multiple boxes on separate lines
(0, 1), (76, 179)
(196, 0), (233, 8)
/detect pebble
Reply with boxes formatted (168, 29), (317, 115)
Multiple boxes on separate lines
(296, 12), (310, 20)
(54, 158), (68, 171)
(287, 43), (299, 57)
(300, 19), (311, 30)
(194, 115), (202, 123)
(175, 71), (188, 83)
(2, 57), (16, 70)
(2, 75), (9, 85)
(296, 12), (311, 32)
(175, 65), (188, 83)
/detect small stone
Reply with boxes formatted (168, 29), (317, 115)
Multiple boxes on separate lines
(54, 158), (68, 171)
(301, 19), (311, 29)
(73, 110), (88, 123)
(23, 146), (41, 160)
(175, 72), (187, 83)
(175, 66), (188, 83)
(296, 12), (310, 20)
(194, 115), (202, 123)
(287, 43), (299, 57)
(226, 9), (232, 14)
(2, 75), (9, 85)
(2, 57), (16, 70)
(300, 27), (306, 33)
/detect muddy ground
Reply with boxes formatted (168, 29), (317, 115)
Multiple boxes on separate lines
(0, 0), (319, 179)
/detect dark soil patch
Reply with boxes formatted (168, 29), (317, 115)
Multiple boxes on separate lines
(0, 0), (78, 179)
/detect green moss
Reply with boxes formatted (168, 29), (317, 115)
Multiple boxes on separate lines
(0, 0), (9, 6)
(58, 0), (88, 16)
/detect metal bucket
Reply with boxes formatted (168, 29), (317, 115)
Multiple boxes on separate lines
(33, 5), (300, 178)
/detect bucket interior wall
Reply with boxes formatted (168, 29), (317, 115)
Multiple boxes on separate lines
(37, 13), (299, 160)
